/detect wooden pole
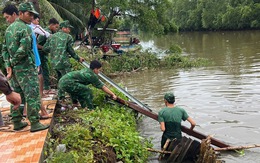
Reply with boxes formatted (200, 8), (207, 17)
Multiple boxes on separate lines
(159, 138), (171, 160)
(214, 144), (260, 151)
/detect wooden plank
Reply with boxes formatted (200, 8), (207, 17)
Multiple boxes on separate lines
(167, 137), (187, 162)
(159, 138), (171, 160)
(168, 138), (180, 151)
(113, 97), (230, 148)
(185, 139), (201, 161)
(176, 138), (193, 163)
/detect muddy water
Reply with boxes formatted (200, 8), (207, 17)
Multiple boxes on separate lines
(114, 30), (260, 162)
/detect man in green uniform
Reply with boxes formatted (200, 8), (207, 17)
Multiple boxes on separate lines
(58, 60), (117, 110)
(2, 2), (49, 132)
(37, 18), (59, 93)
(1, 4), (19, 75)
(43, 20), (84, 99)
(158, 92), (196, 148)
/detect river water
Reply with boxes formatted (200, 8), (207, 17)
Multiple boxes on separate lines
(114, 30), (260, 163)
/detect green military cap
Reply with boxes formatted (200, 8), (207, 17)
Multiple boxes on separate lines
(60, 20), (74, 28)
(164, 92), (175, 103)
(18, 2), (39, 15)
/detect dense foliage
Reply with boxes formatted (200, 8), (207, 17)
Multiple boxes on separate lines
(42, 0), (260, 32)
(1, 0), (260, 35)
(44, 88), (152, 163)
(171, 0), (260, 31)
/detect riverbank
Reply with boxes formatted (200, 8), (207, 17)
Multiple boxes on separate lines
(43, 88), (152, 162)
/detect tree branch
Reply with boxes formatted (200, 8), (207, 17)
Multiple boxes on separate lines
(214, 144), (260, 151)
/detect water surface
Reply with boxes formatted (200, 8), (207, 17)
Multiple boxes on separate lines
(115, 30), (260, 163)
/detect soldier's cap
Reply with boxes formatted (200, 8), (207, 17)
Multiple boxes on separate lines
(18, 2), (39, 15)
(60, 20), (74, 28)
(164, 92), (175, 103)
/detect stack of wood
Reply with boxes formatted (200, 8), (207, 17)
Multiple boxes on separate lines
(148, 136), (224, 163)
(197, 136), (223, 163)
(157, 136), (201, 162)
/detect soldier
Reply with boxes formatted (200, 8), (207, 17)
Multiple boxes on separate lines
(2, 4), (18, 24)
(2, 4), (50, 120)
(1, 4), (19, 75)
(43, 20), (84, 100)
(38, 18), (59, 94)
(2, 2), (49, 132)
(58, 60), (117, 110)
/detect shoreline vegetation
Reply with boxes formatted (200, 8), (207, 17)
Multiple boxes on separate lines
(70, 44), (211, 76)
(44, 88), (153, 163)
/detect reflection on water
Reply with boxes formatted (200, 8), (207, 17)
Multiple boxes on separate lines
(115, 30), (260, 163)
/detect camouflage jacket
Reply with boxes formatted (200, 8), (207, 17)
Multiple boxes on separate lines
(2, 19), (35, 70)
(43, 30), (80, 70)
(60, 68), (104, 89)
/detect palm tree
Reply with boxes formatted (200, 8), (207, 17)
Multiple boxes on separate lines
(37, 0), (86, 33)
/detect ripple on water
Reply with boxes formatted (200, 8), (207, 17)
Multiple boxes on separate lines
(210, 120), (240, 124)
(224, 110), (260, 115)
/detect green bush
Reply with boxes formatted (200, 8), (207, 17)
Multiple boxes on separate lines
(45, 89), (152, 163)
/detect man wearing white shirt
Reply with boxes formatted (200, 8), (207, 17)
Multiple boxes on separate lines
(30, 14), (51, 38)
(29, 14), (51, 99)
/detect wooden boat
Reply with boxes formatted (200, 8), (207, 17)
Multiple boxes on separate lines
(113, 30), (141, 53)
(119, 44), (142, 53)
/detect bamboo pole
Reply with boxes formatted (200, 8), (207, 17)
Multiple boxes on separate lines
(147, 148), (172, 154)
(158, 138), (171, 160)
(214, 144), (260, 151)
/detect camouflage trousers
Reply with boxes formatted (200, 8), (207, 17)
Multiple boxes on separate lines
(55, 68), (71, 99)
(58, 79), (94, 110)
(40, 55), (50, 90)
(10, 67), (41, 123)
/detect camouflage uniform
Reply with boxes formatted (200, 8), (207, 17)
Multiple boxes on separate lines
(58, 68), (104, 110)
(2, 18), (41, 124)
(43, 23), (80, 98)
(38, 28), (52, 90)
